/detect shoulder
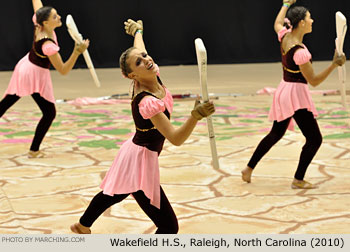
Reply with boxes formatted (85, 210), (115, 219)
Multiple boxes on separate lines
(277, 27), (292, 42)
(139, 95), (163, 108)
(41, 38), (56, 45)
(132, 91), (152, 103)
(41, 39), (60, 56)
(293, 45), (312, 65)
(138, 95), (166, 120)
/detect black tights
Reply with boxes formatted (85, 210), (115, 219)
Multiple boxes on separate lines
(0, 93), (56, 151)
(80, 187), (178, 234)
(247, 109), (322, 180)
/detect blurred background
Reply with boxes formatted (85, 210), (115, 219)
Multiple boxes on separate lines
(0, 0), (349, 71)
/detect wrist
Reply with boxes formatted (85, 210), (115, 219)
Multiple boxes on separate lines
(73, 50), (81, 56)
(134, 29), (143, 36)
(190, 115), (199, 121)
(191, 110), (202, 121)
(283, 3), (290, 8)
(330, 62), (338, 69)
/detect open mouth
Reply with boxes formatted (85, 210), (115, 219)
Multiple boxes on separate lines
(147, 63), (153, 70)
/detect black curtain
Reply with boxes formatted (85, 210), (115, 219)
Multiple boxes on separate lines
(0, 0), (349, 71)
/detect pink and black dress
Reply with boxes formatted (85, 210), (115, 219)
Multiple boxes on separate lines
(100, 86), (173, 209)
(247, 27), (322, 181)
(79, 82), (179, 233)
(0, 14), (59, 152)
(269, 27), (318, 131)
(3, 16), (60, 104)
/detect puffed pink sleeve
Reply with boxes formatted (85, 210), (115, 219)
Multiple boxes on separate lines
(42, 42), (60, 56)
(154, 63), (160, 76)
(293, 48), (312, 65)
(32, 14), (37, 25)
(139, 96), (166, 119)
(278, 27), (292, 42)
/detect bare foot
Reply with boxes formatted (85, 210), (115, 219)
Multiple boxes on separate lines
(291, 179), (317, 189)
(28, 150), (46, 158)
(241, 166), (253, 183)
(70, 223), (91, 234)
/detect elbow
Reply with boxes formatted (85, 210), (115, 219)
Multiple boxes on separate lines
(167, 138), (183, 146)
(305, 75), (320, 87)
(57, 68), (69, 76)
(163, 131), (184, 146)
(173, 141), (183, 147)
(308, 79), (320, 87)
(169, 139), (182, 146)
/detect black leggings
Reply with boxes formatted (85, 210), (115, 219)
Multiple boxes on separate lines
(0, 93), (56, 151)
(80, 187), (178, 234)
(247, 109), (322, 180)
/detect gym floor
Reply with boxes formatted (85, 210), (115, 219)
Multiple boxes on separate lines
(0, 61), (349, 234)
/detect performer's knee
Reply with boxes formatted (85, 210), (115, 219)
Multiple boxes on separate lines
(306, 132), (322, 150)
(313, 133), (323, 149)
(266, 131), (284, 144)
(43, 108), (56, 122)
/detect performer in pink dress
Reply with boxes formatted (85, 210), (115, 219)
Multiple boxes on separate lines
(70, 19), (215, 234)
(241, 0), (346, 189)
(0, 0), (89, 158)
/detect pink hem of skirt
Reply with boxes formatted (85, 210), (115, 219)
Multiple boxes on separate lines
(268, 80), (318, 131)
(3, 54), (55, 104)
(100, 138), (161, 209)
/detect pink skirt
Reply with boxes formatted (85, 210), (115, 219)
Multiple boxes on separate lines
(4, 54), (55, 104)
(268, 80), (318, 131)
(100, 138), (161, 209)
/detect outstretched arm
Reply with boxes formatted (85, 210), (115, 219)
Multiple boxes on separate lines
(134, 30), (146, 53)
(124, 19), (146, 52)
(32, 0), (43, 13)
(300, 50), (346, 87)
(47, 40), (90, 75)
(150, 112), (198, 146)
(150, 101), (215, 146)
(274, 0), (296, 34)
(133, 21), (146, 52)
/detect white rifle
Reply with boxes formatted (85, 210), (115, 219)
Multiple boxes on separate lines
(195, 38), (220, 169)
(66, 14), (101, 88)
(335, 11), (347, 108)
